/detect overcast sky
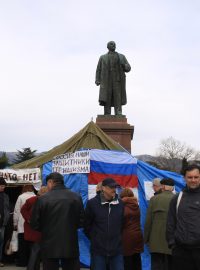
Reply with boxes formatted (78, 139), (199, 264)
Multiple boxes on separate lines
(0, 0), (199, 156)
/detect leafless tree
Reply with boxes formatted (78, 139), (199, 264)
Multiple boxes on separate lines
(155, 137), (200, 173)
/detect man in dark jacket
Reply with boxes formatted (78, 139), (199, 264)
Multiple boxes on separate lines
(144, 178), (175, 270)
(0, 177), (9, 267)
(30, 172), (84, 270)
(84, 178), (124, 270)
(166, 164), (200, 270)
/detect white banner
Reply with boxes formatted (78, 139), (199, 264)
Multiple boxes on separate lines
(0, 168), (41, 184)
(52, 150), (90, 174)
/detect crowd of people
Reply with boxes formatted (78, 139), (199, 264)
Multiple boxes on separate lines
(0, 163), (200, 270)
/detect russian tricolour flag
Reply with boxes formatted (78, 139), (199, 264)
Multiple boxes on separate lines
(88, 149), (138, 191)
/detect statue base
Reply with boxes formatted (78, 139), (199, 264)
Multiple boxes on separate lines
(96, 115), (134, 153)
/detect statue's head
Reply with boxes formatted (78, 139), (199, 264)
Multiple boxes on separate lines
(107, 41), (116, 52)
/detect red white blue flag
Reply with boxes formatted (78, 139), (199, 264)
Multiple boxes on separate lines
(88, 149), (138, 188)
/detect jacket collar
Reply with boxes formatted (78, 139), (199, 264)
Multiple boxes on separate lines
(100, 192), (119, 205)
(184, 185), (200, 193)
(51, 184), (66, 191)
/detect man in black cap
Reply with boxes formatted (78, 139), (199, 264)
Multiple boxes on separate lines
(84, 178), (124, 270)
(0, 177), (9, 267)
(144, 178), (175, 270)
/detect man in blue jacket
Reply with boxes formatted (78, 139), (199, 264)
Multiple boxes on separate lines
(84, 178), (124, 270)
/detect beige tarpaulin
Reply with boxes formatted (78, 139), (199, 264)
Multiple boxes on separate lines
(12, 121), (125, 169)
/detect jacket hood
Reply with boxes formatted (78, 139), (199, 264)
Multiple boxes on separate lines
(121, 197), (138, 209)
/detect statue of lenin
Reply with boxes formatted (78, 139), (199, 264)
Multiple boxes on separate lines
(95, 41), (131, 116)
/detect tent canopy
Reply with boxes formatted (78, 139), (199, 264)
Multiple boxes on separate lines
(12, 121), (125, 169)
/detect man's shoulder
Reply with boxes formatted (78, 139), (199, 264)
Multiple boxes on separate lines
(149, 195), (157, 203)
(65, 189), (82, 200)
(159, 191), (174, 197)
(168, 193), (179, 206)
(172, 192), (180, 200)
(157, 192), (176, 203)
(48, 187), (81, 200)
(88, 194), (99, 202)
(149, 193), (164, 204)
(87, 195), (100, 205)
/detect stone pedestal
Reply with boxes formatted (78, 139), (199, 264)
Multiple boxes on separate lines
(96, 115), (134, 153)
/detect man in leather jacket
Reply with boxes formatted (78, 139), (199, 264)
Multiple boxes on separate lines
(31, 172), (84, 270)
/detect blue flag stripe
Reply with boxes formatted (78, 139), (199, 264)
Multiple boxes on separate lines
(90, 160), (137, 175)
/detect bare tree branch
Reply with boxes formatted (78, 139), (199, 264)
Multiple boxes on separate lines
(155, 137), (199, 172)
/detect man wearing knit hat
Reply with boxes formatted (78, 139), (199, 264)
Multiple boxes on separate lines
(0, 177), (9, 267)
(144, 178), (175, 270)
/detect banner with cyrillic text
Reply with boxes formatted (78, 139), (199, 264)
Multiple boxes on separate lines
(0, 168), (41, 184)
(52, 150), (90, 174)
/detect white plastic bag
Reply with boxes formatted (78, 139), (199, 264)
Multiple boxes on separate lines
(10, 231), (18, 252)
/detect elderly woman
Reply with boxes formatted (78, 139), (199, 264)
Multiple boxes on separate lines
(120, 188), (144, 270)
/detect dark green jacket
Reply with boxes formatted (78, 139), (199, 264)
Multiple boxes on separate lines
(144, 190), (174, 254)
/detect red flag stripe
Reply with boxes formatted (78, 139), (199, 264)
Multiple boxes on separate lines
(88, 172), (138, 188)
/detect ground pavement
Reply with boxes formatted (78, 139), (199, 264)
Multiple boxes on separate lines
(3, 264), (88, 270)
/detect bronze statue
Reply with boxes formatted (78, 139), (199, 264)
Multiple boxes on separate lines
(95, 41), (131, 115)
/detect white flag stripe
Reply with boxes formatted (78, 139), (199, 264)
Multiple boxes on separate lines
(90, 149), (137, 164)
